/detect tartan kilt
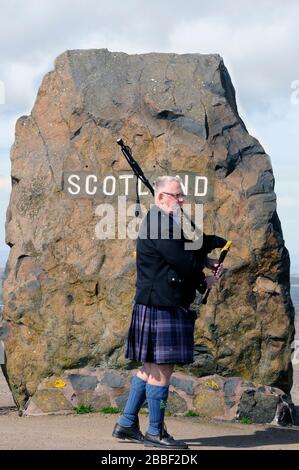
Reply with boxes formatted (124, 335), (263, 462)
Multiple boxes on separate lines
(125, 303), (197, 364)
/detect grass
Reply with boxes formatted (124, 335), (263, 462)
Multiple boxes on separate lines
(74, 404), (93, 414)
(74, 404), (206, 418)
(184, 409), (200, 417)
(239, 416), (252, 424)
(99, 406), (122, 414)
(74, 405), (122, 414)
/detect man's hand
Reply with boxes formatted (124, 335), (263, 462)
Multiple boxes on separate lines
(205, 275), (221, 289)
(205, 257), (224, 277)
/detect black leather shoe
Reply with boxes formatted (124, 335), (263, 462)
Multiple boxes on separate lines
(144, 427), (188, 449)
(112, 421), (144, 443)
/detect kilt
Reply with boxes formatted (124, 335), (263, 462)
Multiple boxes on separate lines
(125, 303), (197, 364)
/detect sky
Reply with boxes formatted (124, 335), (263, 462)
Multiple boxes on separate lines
(0, 0), (298, 271)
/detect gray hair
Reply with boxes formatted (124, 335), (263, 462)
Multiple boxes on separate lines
(153, 175), (182, 193)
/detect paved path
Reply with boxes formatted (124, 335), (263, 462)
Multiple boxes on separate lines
(0, 412), (299, 450)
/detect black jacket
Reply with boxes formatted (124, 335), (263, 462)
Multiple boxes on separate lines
(134, 204), (208, 308)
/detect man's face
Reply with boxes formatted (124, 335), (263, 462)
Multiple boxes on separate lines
(158, 180), (185, 214)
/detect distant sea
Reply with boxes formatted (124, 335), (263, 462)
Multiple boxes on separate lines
(0, 268), (4, 307)
(291, 275), (299, 312)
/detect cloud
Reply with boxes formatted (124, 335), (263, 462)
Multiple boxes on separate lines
(0, 177), (11, 192)
(1, 0), (299, 113)
(278, 199), (298, 211)
(167, 13), (299, 113)
(0, 250), (9, 267)
(0, 111), (20, 152)
(1, 59), (53, 111)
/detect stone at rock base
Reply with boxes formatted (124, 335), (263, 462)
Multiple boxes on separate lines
(28, 389), (74, 414)
(167, 390), (188, 414)
(75, 390), (111, 409)
(193, 374), (293, 425)
(194, 390), (226, 418)
(238, 390), (279, 424)
(22, 368), (293, 426)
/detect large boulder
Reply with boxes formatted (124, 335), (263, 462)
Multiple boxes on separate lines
(2, 49), (295, 408)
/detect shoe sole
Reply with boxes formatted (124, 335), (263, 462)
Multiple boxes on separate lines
(144, 440), (188, 449)
(112, 431), (143, 444)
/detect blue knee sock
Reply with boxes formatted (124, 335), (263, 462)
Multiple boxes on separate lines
(146, 383), (169, 435)
(118, 375), (147, 427)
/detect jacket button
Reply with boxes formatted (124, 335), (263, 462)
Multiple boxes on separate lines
(172, 278), (175, 281)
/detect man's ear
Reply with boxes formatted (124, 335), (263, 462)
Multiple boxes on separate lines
(157, 191), (164, 202)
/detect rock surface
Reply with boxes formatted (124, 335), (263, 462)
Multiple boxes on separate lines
(2, 49), (295, 407)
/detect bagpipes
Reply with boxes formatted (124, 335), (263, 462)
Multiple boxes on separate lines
(116, 138), (231, 303)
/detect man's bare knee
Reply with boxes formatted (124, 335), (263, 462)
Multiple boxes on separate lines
(136, 362), (152, 382)
(148, 363), (175, 386)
